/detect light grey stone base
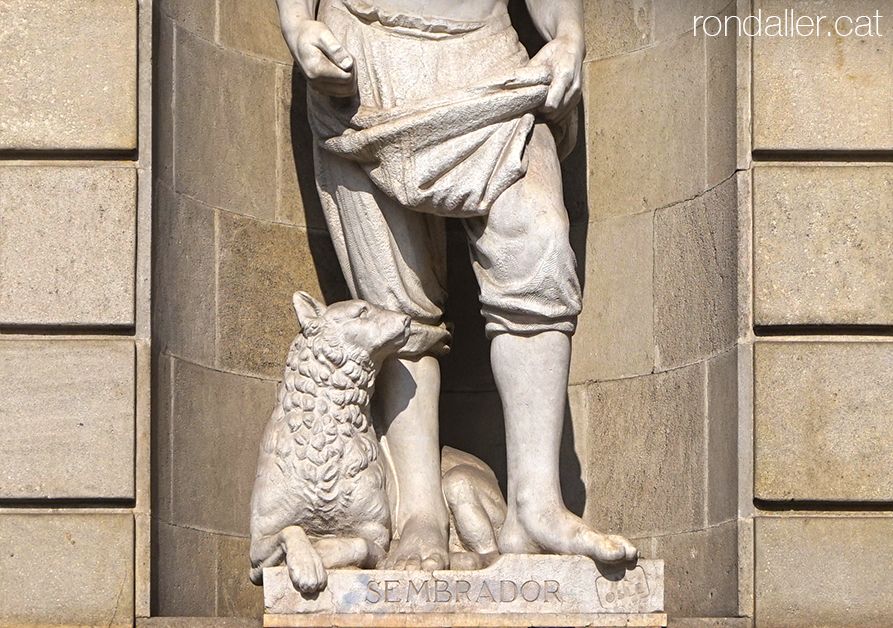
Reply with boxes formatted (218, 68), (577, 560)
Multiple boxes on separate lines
(264, 612), (667, 627)
(264, 555), (664, 627)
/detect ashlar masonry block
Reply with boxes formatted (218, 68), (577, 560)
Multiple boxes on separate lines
(0, 166), (137, 326)
(0, 340), (136, 499)
(0, 0), (137, 150)
(754, 166), (893, 326)
(754, 341), (893, 502)
(0, 513), (134, 627)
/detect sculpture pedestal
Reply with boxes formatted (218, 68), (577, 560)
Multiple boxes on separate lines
(263, 554), (666, 628)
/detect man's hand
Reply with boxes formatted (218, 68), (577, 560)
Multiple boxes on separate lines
(283, 19), (357, 98)
(529, 32), (585, 122)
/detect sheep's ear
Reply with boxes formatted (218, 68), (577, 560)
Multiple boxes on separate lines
(293, 291), (325, 327)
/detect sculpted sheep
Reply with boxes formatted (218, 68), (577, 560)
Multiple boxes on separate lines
(249, 292), (449, 592)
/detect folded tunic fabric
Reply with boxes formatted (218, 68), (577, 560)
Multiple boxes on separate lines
(308, 0), (576, 217)
(310, 65), (552, 217)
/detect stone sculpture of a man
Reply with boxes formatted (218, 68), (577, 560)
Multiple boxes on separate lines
(275, 0), (637, 571)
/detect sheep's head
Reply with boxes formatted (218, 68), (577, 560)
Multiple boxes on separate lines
(292, 292), (411, 365)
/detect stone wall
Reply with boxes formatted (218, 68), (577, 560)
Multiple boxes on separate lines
(572, 0), (742, 619)
(744, 1), (893, 626)
(151, 0), (349, 616)
(150, 0), (746, 620)
(0, 0), (152, 624)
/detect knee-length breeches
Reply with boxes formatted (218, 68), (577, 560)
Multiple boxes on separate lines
(311, 0), (582, 337)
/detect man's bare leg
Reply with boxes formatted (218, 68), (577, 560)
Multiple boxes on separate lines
(492, 331), (637, 563)
(377, 355), (450, 570)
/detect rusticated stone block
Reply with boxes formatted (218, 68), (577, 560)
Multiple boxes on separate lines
(170, 359), (276, 535)
(0, 0), (137, 149)
(0, 340), (135, 499)
(0, 166), (136, 326)
(586, 364), (706, 536)
(655, 178), (737, 369)
(754, 166), (893, 326)
(571, 212), (653, 383)
(753, 0), (893, 150)
(586, 32), (705, 220)
(0, 514), (133, 626)
(175, 28), (277, 219)
(755, 516), (893, 628)
(754, 342), (893, 502)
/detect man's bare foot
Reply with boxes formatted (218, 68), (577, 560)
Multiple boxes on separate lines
(379, 517), (449, 571)
(498, 506), (637, 564)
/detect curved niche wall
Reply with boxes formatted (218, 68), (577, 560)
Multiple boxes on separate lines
(152, 0), (740, 618)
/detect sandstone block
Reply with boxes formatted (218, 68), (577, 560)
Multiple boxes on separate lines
(277, 67), (328, 230)
(159, 0), (215, 39)
(708, 349), (738, 525)
(155, 14), (175, 186)
(219, 0), (292, 62)
(154, 519), (217, 617)
(175, 28), (277, 219)
(216, 212), (348, 379)
(218, 534), (264, 617)
(705, 1), (737, 188)
(753, 166), (893, 326)
(571, 212), (653, 383)
(754, 341), (893, 501)
(586, 365), (706, 536)
(655, 178), (737, 369)
(669, 620), (752, 628)
(582, 0), (730, 60)
(582, 0), (652, 60)
(0, 0), (137, 150)
(0, 166), (136, 326)
(153, 184), (217, 365)
(755, 516), (893, 628)
(586, 33), (705, 220)
(653, 0), (736, 44)
(0, 514), (133, 627)
(654, 521), (738, 618)
(753, 0), (893, 150)
(170, 360), (276, 535)
(0, 340), (135, 499)
(152, 352), (174, 522)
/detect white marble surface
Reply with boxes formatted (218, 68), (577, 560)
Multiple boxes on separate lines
(265, 554), (663, 616)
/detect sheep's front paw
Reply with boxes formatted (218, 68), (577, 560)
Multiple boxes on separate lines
(286, 544), (328, 593)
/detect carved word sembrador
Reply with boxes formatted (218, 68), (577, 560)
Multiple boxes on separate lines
(365, 577), (562, 605)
